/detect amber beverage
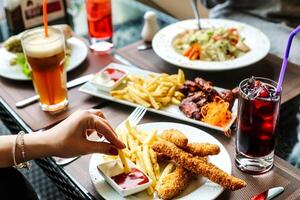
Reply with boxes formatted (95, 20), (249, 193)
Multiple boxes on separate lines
(21, 27), (68, 112)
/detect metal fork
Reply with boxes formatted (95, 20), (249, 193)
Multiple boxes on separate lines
(117, 105), (147, 130)
(190, 0), (202, 30)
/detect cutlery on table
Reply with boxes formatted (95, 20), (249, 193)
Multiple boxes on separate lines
(251, 186), (284, 200)
(190, 0), (202, 30)
(15, 74), (94, 108)
(137, 43), (152, 51)
(116, 105), (147, 131)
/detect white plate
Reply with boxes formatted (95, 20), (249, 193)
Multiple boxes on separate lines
(89, 122), (232, 200)
(0, 37), (88, 81)
(152, 19), (270, 71)
(79, 63), (238, 132)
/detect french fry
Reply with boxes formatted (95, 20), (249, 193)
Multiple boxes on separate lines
(150, 148), (160, 180)
(144, 129), (157, 145)
(143, 145), (157, 186)
(147, 186), (154, 195)
(171, 97), (181, 105)
(118, 149), (130, 173)
(125, 120), (143, 144)
(136, 146), (147, 173)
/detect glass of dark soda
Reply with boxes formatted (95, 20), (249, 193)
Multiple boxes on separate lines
(235, 77), (281, 174)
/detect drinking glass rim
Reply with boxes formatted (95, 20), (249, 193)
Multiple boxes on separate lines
(21, 26), (64, 46)
(239, 76), (281, 101)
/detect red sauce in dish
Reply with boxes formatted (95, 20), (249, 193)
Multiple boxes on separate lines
(111, 168), (149, 190)
(103, 68), (125, 81)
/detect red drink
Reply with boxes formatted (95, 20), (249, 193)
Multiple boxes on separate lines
(86, 0), (112, 41)
(235, 77), (280, 174)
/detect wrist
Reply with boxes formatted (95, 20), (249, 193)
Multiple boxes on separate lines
(24, 131), (56, 160)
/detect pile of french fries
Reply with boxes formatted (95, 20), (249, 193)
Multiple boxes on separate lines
(104, 120), (167, 195)
(110, 70), (185, 109)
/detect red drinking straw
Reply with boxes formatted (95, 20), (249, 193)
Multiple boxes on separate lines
(43, 0), (48, 37)
(276, 25), (300, 93)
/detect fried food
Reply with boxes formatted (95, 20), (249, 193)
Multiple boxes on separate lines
(152, 140), (246, 190)
(111, 70), (185, 110)
(157, 166), (194, 200)
(157, 152), (170, 163)
(185, 143), (220, 157)
(161, 129), (188, 148)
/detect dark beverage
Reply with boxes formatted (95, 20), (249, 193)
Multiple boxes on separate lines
(86, 0), (112, 40)
(235, 77), (280, 174)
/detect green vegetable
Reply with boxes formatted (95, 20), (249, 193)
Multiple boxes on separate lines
(15, 53), (31, 78)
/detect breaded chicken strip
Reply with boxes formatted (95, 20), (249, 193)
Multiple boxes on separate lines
(185, 143), (220, 157)
(157, 152), (170, 163)
(157, 166), (194, 200)
(152, 140), (246, 190)
(161, 129), (188, 148)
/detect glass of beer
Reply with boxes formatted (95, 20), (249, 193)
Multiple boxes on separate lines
(21, 27), (68, 112)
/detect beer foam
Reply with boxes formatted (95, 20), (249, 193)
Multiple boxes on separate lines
(23, 29), (64, 58)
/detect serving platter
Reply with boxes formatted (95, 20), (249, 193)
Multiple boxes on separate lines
(89, 122), (232, 200)
(152, 19), (270, 71)
(0, 37), (88, 81)
(79, 63), (238, 132)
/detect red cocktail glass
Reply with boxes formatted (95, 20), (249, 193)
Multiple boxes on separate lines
(235, 77), (281, 174)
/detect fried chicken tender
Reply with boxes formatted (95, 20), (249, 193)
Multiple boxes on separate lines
(157, 166), (194, 200)
(152, 140), (246, 190)
(185, 143), (220, 157)
(161, 129), (188, 148)
(157, 152), (170, 163)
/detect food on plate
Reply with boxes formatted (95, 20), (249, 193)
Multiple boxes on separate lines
(103, 121), (245, 199)
(110, 69), (185, 109)
(152, 140), (247, 191)
(185, 143), (220, 157)
(3, 24), (73, 78)
(173, 27), (250, 61)
(179, 77), (237, 128)
(91, 67), (128, 92)
(161, 129), (188, 148)
(156, 166), (195, 200)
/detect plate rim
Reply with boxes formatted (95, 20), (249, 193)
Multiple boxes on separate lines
(88, 121), (232, 200)
(152, 18), (270, 71)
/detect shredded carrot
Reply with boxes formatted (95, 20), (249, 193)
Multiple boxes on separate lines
(201, 96), (232, 128)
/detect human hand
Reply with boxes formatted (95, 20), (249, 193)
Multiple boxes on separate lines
(45, 109), (125, 158)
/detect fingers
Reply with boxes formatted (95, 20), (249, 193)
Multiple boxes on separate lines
(89, 115), (125, 149)
(88, 109), (117, 137)
(85, 141), (119, 155)
(88, 109), (106, 119)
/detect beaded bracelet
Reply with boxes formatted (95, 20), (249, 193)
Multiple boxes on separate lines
(12, 131), (32, 169)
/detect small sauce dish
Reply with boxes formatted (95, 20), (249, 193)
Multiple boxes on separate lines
(98, 158), (152, 197)
(91, 66), (128, 92)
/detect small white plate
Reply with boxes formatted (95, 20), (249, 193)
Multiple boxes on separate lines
(0, 37), (88, 81)
(89, 122), (232, 200)
(79, 63), (238, 132)
(152, 19), (270, 71)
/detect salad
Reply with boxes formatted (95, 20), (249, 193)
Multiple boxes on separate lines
(173, 27), (250, 61)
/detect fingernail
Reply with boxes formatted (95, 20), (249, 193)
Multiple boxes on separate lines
(109, 147), (118, 155)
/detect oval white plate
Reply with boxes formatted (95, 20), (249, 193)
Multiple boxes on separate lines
(152, 19), (270, 71)
(89, 122), (232, 200)
(0, 37), (88, 81)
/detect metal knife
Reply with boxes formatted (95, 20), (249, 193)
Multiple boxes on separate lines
(251, 187), (284, 200)
(15, 74), (94, 108)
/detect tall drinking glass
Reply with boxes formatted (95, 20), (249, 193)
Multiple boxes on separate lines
(235, 77), (281, 174)
(85, 0), (113, 43)
(21, 27), (68, 112)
